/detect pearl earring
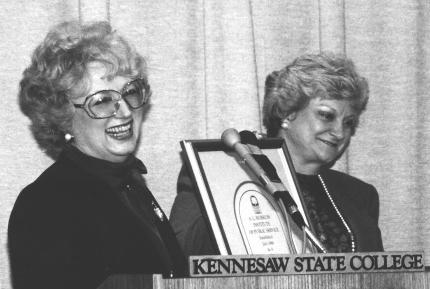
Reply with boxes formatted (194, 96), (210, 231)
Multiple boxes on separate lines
(64, 133), (73, 142)
(281, 121), (289, 129)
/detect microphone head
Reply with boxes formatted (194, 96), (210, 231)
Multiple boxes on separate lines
(221, 128), (241, 148)
(239, 130), (258, 146)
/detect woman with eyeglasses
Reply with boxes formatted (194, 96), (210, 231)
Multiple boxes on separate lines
(8, 21), (186, 289)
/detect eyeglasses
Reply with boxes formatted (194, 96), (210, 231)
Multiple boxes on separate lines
(73, 78), (151, 119)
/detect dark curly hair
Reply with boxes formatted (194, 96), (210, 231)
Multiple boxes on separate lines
(263, 52), (369, 137)
(19, 21), (149, 159)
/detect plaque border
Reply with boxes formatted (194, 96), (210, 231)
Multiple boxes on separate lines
(180, 137), (313, 255)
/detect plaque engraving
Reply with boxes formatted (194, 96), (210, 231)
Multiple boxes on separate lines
(234, 182), (295, 254)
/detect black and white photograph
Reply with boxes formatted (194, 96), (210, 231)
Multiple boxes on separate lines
(1, 1), (429, 289)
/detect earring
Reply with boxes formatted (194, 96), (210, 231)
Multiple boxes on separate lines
(281, 121), (289, 129)
(64, 133), (73, 142)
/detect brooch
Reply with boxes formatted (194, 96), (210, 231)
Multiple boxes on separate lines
(152, 201), (165, 222)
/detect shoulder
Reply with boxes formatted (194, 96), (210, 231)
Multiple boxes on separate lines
(171, 164), (202, 223)
(15, 158), (88, 204)
(9, 158), (101, 230)
(176, 163), (194, 193)
(322, 169), (379, 204)
(323, 169), (376, 191)
(170, 164), (217, 256)
(170, 163), (206, 236)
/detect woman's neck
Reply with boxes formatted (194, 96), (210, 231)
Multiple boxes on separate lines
(291, 157), (321, 175)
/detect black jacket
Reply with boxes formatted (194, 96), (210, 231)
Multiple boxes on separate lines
(170, 165), (383, 257)
(317, 169), (383, 252)
(8, 146), (186, 289)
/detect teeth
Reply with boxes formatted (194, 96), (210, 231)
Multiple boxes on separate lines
(106, 122), (132, 134)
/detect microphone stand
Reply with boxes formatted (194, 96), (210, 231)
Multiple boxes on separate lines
(252, 155), (327, 254)
(223, 128), (327, 254)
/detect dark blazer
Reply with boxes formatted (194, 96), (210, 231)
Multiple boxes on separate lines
(319, 169), (383, 252)
(169, 165), (383, 257)
(8, 149), (185, 289)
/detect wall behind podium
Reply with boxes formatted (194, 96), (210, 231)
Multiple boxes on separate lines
(1, 0), (430, 288)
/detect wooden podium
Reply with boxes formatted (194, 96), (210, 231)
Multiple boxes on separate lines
(98, 252), (427, 289)
(98, 270), (429, 289)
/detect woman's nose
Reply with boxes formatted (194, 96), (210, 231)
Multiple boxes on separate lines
(330, 121), (346, 139)
(114, 99), (132, 118)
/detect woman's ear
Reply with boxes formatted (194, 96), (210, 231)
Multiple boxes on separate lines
(286, 112), (297, 121)
(281, 112), (297, 129)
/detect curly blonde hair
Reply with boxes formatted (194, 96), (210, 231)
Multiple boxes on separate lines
(263, 52), (369, 137)
(19, 21), (149, 159)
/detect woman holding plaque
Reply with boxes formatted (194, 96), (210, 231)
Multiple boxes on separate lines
(8, 21), (186, 289)
(262, 53), (383, 253)
(170, 52), (383, 256)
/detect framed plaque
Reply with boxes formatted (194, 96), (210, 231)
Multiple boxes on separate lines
(181, 137), (315, 255)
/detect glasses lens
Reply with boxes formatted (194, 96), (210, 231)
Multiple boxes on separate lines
(122, 80), (147, 108)
(88, 91), (121, 118)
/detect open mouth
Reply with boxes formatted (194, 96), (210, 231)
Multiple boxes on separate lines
(319, 139), (338, 148)
(105, 120), (133, 140)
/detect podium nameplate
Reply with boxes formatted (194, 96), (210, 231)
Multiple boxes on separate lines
(189, 252), (425, 277)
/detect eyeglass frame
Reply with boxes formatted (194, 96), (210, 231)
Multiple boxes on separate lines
(72, 78), (151, 119)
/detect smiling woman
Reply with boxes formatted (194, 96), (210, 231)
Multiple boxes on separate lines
(8, 21), (186, 289)
(170, 53), (383, 257)
(263, 53), (383, 253)
(71, 62), (148, 162)
(278, 97), (358, 175)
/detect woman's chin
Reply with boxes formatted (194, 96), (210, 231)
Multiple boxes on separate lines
(104, 135), (138, 160)
(316, 152), (339, 167)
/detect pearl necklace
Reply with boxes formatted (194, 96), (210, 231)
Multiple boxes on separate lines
(317, 174), (356, 252)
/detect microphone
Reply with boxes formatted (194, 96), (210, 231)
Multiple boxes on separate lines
(238, 130), (306, 228)
(239, 130), (281, 182)
(222, 128), (327, 253)
(222, 128), (283, 197)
